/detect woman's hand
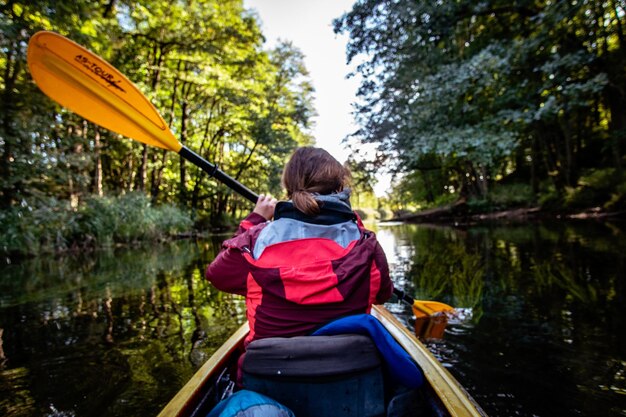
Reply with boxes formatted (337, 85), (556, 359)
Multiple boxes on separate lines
(253, 194), (278, 220)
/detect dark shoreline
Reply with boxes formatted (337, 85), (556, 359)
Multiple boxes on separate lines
(385, 203), (626, 225)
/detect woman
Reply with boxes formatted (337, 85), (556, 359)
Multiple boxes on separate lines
(205, 147), (393, 345)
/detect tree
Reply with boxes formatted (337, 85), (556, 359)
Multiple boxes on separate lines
(0, 0), (118, 208)
(335, 0), (626, 202)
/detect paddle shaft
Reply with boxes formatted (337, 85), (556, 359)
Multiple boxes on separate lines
(178, 146), (258, 204)
(393, 288), (415, 306)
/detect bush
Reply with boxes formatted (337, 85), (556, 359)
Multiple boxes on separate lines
(535, 169), (626, 212)
(153, 204), (195, 236)
(466, 198), (491, 213)
(0, 198), (79, 254)
(489, 183), (534, 207)
(538, 191), (564, 211)
(605, 181), (626, 211)
(564, 168), (625, 209)
(0, 206), (36, 254)
(354, 208), (368, 221)
(79, 193), (193, 243)
(429, 192), (459, 208)
(0, 193), (193, 255)
(196, 210), (238, 231)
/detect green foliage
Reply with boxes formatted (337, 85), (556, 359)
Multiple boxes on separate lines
(605, 181), (626, 211)
(0, 0), (317, 248)
(535, 168), (626, 211)
(0, 194), (192, 255)
(489, 183), (534, 207)
(345, 156), (380, 211)
(79, 193), (192, 244)
(429, 192), (459, 209)
(538, 185), (565, 211)
(382, 167), (459, 214)
(564, 168), (626, 210)
(336, 0), (626, 207)
(195, 210), (239, 230)
(0, 198), (78, 255)
(376, 207), (392, 220)
(467, 183), (535, 212)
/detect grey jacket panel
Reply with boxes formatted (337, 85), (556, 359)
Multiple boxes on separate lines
(253, 217), (360, 259)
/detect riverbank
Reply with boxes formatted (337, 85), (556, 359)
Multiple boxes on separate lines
(386, 199), (626, 225)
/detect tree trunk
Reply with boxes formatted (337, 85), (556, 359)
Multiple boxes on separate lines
(94, 127), (103, 196)
(0, 47), (21, 208)
(127, 156), (135, 192)
(137, 144), (148, 191)
(538, 127), (564, 193)
(136, 41), (167, 195)
(531, 134), (539, 199)
(150, 150), (168, 202)
(179, 100), (189, 206)
(151, 63), (181, 202)
(476, 165), (488, 197)
(102, 0), (117, 17)
(558, 116), (574, 186)
(606, 85), (626, 171)
(215, 192), (229, 222)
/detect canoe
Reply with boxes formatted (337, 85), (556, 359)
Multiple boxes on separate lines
(157, 305), (487, 417)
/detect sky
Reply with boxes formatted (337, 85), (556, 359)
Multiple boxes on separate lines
(243, 0), (391, 196)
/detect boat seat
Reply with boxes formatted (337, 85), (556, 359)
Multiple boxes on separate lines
(242, 334), (385, 417)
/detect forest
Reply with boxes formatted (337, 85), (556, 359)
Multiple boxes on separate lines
(2, 0), (626, 255)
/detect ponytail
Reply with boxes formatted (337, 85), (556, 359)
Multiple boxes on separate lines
(282, 147), (350, 216)
(291, 190), (321, 216)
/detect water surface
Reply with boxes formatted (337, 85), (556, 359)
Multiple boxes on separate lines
(1, 221), (625, 416)
(377, 221), (626, 417)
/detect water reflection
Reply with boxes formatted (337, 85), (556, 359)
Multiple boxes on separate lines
(0, 238), (245, 417)
(0, 222), (625, 417)
(380, 221), (626, 417)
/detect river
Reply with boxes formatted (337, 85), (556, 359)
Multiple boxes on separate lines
(0, 221), (624, 416)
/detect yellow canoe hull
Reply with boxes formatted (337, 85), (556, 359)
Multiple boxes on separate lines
(158, 305), (487, 417)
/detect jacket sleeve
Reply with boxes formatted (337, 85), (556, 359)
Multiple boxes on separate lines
(205, 212), (267, 296)
(373, 241), (393, 304)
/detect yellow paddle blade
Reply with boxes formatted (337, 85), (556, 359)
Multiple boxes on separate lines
(27, 31), (181, 152)
(412, 300), (455, 317)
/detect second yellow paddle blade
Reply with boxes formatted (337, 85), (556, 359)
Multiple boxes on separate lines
(27, 31), (181, 152)
(412, 300), (455, 316)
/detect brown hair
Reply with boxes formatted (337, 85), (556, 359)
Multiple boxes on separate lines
(282, 147), (350, 216)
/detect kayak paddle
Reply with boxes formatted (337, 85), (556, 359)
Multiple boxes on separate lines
(393, 288), (455, 317)
(27, 31), (456, 318)
(27, 31), (258, 203)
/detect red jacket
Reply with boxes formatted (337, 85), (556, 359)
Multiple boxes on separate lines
(206, 196), (393, 344)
